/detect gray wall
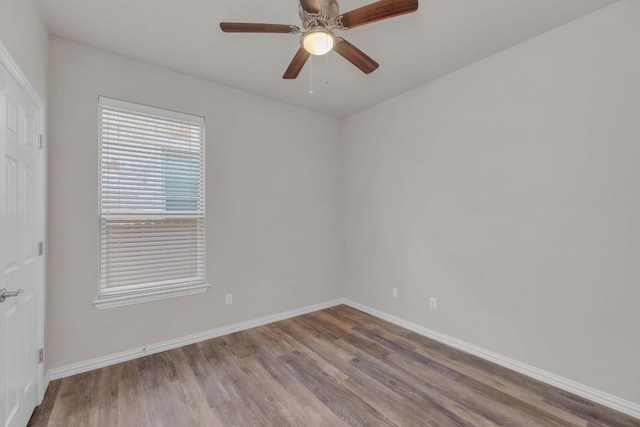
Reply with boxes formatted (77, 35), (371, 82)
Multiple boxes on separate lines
(47, 37), (342, 369)
(342, 0), (640, 404)
(0, 0), (48, 100)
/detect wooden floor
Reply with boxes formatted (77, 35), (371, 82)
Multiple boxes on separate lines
(29, 305), (638, 427)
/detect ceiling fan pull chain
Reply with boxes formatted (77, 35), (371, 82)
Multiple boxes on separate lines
(309, 55), (314, 95)
(325, 51), (330, 85)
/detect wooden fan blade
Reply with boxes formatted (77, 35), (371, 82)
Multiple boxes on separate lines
(220, 22), (300, 34)
(299, 0), (321, 13)
(338, 0), (418, 29)
(283, 48), (311, 79)
(333, 38), (379, 74)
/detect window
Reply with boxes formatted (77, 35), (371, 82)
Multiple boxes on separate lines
(95, 97), (207, 309)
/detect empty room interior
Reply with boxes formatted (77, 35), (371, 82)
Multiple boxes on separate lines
(1, 0), (639, 425)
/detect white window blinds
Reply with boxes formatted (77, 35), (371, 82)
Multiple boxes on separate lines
(98, 97), (205, 299)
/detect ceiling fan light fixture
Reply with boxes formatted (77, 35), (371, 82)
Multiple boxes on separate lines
(302, 28), (335, 55)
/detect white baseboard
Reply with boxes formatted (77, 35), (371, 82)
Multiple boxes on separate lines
(47, 298), (343, 381)
(342, 298), (640, 420)
(45, 296), (639, 420)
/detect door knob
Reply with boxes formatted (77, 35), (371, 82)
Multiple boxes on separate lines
(0, 288), (23, 303)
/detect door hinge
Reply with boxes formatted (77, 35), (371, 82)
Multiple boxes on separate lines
(38, 241), (44, 256)
(38, 348), (44, 364)
(38, 134), (43, 149)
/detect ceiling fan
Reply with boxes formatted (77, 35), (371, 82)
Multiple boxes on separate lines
(220, 0), (419, 79)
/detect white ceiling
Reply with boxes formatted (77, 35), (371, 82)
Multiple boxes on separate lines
(37, 0), (617, 117)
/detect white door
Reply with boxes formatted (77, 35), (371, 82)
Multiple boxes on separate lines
(0, 58), (43, 427)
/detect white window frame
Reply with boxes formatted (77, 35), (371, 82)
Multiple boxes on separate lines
(94, 97), (208, 309)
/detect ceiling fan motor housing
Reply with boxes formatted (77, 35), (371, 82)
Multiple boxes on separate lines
(299, 0), (341, 29)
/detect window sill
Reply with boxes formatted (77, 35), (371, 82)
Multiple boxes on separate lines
(93, 282), (210, 310)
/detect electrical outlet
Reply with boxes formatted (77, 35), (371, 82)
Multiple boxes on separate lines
(226, 294), (233, 305)
(392, 287), (399, 298)
(429, 297), (437, 310)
